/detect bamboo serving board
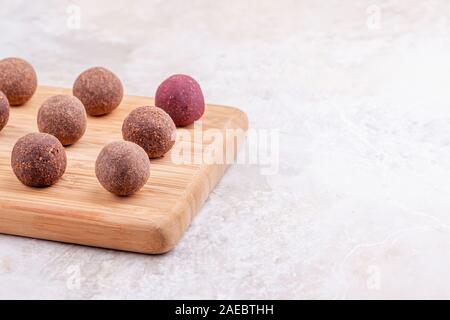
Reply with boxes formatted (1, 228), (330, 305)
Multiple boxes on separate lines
(0, 86), (248, 254)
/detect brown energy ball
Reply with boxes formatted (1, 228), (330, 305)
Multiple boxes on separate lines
(37, 95), (87, 146)
(11, 133), (67, 187)
(122, 106), (176, 159)
(0, 91), (9, 132)
(155, 74), (205, 127)
(73, 67), (123, 116)
(95, 141), (150, 196)
(0, 57), (38, 106)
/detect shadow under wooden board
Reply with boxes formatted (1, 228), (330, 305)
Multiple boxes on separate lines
(0, 86), (248, 254)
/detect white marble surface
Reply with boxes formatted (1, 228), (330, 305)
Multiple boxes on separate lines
(1, 0), (450, 299)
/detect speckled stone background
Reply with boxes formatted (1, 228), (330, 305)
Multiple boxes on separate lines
(1, 0), (450, 299)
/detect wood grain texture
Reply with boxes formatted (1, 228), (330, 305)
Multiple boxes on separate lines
(0, 86), (248, 254)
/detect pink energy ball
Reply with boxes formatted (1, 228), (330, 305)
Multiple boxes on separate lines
(155, 74), (205, 127)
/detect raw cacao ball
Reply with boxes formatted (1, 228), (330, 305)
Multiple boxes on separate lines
(95, 141), (150, 196)
(73, 67), (123, 116)
(11, 133), (67, 187)
(0, 91), (10, 131)
(0, 57), (38, 106)
(122, 106), (176, 159)
(37, 95), (87, 146)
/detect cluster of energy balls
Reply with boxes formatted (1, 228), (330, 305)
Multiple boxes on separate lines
(0, 57), (205, 196)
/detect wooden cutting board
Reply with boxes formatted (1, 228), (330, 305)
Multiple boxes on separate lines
(0, 86), (248, 254)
